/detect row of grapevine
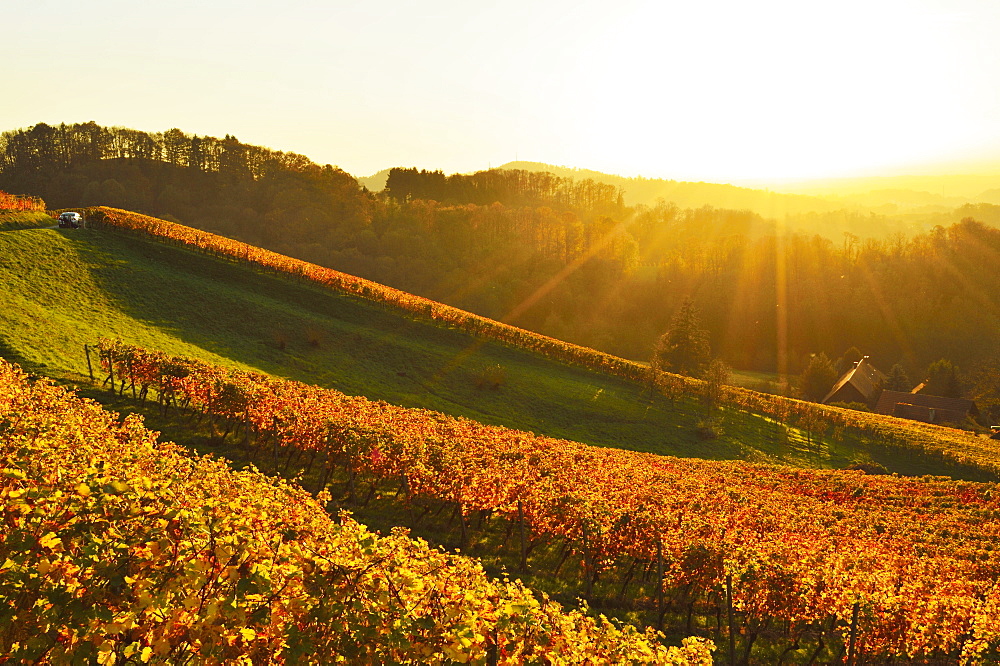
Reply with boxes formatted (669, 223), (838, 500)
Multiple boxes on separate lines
(0, 358), (712, 664)
(0, 190), (45, 211)
(82, 206), (1000, 479)
(97, 339), (1000, 663)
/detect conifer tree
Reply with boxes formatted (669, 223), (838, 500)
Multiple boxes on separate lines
(652, 297), (710, 378)
(801, 352), (838, 402)
(885, 363), (911, 392)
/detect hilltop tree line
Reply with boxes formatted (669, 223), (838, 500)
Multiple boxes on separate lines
(0, 122), (372, 243)
(3, 122), (1000, 402)
(385, 167), (625, 214)
(0, 122), (315, 179)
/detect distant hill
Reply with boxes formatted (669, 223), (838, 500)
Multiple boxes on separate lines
(497, 161), (1000, 216)
(357, 167), (391, 192)
(754, 172), (1000, 212)
(497, 161), (846, 216)
(767, 172), (1000, 200)
(822, 188), (969, 213)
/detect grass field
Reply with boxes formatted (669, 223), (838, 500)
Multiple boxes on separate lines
(0, 224), (992, 480)
(728, 368), (791, 394)
(0, 210), (52, 231)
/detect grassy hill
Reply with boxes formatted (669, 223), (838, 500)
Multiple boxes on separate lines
(0, 223), (732, 458)
(0, 210), (52, 231)
(0, 214), (994, 480)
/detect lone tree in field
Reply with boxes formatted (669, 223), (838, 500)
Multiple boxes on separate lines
(652, 297), (711, 378)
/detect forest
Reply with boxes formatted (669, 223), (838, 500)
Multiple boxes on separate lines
(3, 122), (999, 409)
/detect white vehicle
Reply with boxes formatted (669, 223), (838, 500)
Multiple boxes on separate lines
(58, 212), (83, 229)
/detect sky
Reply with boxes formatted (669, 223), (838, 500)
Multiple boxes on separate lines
(4, 0), (1000, 183)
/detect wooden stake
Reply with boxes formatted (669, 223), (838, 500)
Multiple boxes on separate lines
(517, 500), (527, 572)
(847, 601), (860, 665)
(486, 626), (499, 666)
(726, 574), (736, 666)
(656, 540), (665, 627)
(459, 503), (467, 550)
(84, 344), (94, 382)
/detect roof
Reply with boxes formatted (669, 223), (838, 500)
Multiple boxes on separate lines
(822, 357), (886, 404)
(874, 389), (979, 424)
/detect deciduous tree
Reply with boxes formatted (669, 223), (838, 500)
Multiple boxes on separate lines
(701, 358), (731, 414)
(924, 359), (962, 398)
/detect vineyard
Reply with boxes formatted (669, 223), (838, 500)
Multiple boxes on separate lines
(81, 206), (1000, 480)
(0, 359), (714, 664)
(0, 190), (45, 212)
(90, 339), (1000, 664)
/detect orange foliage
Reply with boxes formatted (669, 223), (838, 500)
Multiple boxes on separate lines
(0, 190), (45, 211)
(98, 339), (1000, 662)
(0, 357), (710, 663)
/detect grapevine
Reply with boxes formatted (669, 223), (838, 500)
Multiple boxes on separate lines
(95, 339), (1000, 663)
(0, 358), (711, 663)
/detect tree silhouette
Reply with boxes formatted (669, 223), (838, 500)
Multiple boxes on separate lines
(885, 363), (911, 392)
(924, 359), (962, 398)
(970, 359), (1000, 424)
(801, 352), (837, 402)
(836, 346), (863, 374)
(701, 358), (731, 413)
(652, 297), (710, 378)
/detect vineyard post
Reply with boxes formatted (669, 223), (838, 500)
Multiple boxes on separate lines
(847, 601), (860, 665)
(346, 459), (356, 502)
(128, 359), (136, 399)
(726, 573), (736, 666)
(84, 344), (94, 382)
(459, 503), (468, 550)
(486, 626), (499, 666)
(517, 500), (527, 572)
(107, 352), (115, 393)
(656, 539), (665, 628)
(402, 475), (415, 523)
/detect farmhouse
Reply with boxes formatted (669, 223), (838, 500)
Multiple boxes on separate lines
(822, 357), (885, 406)
(874, 390), (979, 426)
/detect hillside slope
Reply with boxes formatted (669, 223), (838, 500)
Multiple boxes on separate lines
(4, 218), (990, 479)
(0, 224), (752, 461)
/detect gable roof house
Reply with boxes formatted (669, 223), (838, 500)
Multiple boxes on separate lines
(822, 357), (886, 406)
(874, 390), (979, 426)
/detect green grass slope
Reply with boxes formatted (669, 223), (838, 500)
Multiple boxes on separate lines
(0, 224), (990, 479)
(0, 210), (53, 231)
